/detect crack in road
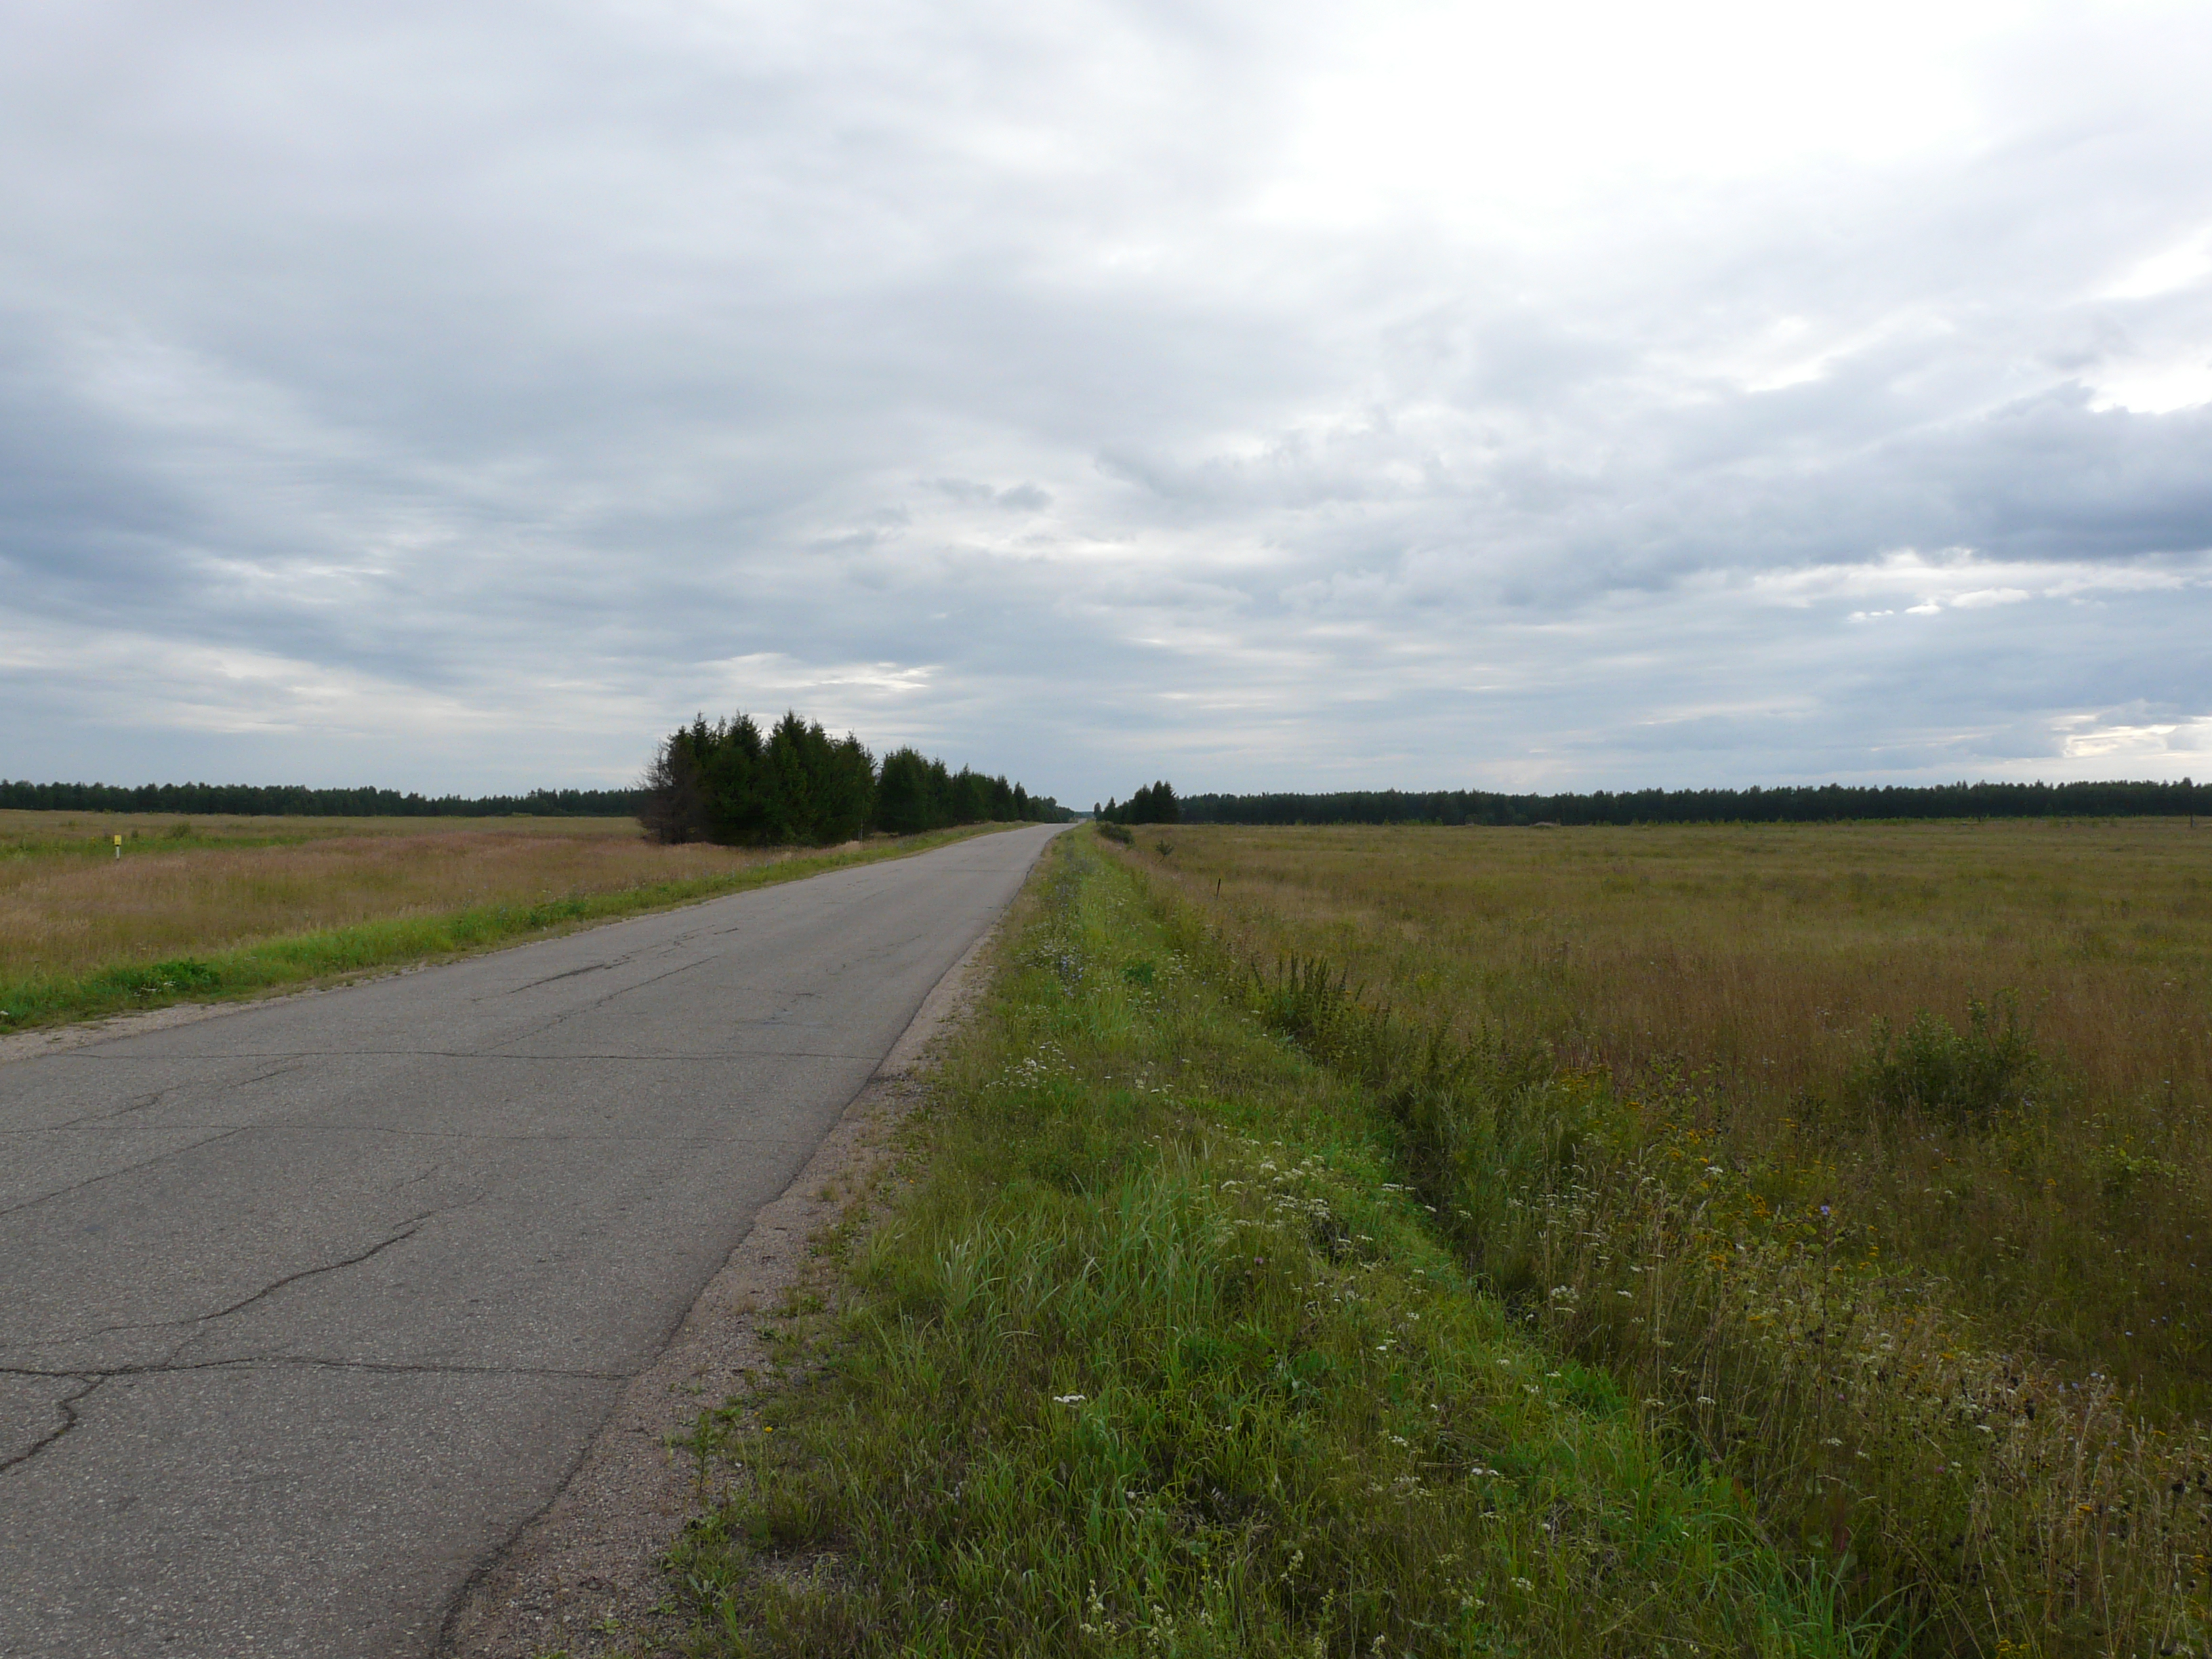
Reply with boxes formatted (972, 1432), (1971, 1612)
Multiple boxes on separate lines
(16, 1046), (834, 1061)
(4, 1121), (806, 1147)
(480, 1049), (868, 1060)
(0, 1358), (628, 1383)
(194, 1213), (436, 1327)
(0, 1374), (102, 1475)
(0, 1127), (248, 1221)
(47, 1060), (306, 1130)
(503, 955), (637, 993)
(26, 1214), (438, 1350)
(0, 1351), (630, 1480)
(478, 953), (720, 1051)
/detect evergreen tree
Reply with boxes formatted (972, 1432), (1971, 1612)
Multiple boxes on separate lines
(1103, 780), (1180, 825)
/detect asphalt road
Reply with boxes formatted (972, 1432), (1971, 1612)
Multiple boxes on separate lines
(0, 823), (1065, 1658)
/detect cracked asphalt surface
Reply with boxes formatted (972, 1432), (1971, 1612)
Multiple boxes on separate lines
(0, 823), (1065, 1658)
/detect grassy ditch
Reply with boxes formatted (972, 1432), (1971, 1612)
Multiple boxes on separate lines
(0, 821), (1013, 1031)
(665, 833), (1877, 1658)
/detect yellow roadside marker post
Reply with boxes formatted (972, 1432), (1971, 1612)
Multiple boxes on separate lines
(113, 833), (123, 861)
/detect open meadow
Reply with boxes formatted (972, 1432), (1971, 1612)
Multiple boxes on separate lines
(1134, 819), (2212, 1399)
(1109, 819), (2212, 1653)
(0, 809), (991, 1029)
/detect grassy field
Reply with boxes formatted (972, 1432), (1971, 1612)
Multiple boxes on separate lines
(1113, 819), (2212, 1655)
(1131, 820), (2212, 1404)
(0, 810), (1009, 1031)
(670, 832), (1877, 1658)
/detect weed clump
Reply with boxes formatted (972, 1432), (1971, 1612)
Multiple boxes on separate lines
(1847, 995), (2039, 1130)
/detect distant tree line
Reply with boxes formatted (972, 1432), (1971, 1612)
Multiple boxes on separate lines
(640, 710), (1070, 846)
(0, 780), (642, 817)
(1096, 781), (1182, 825)
(1180, 779), (2209, 827)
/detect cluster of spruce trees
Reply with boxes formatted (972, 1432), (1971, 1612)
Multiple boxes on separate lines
(1179, 778), (2207, 827)
(1096, 781), (1181, 825)
(638, 710), (1065, 846)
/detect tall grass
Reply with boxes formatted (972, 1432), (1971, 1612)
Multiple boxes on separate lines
(669, 837), (1878, 1658)
(1111, 823), (2212, 1656)
(1127, 822), (2212, 1411)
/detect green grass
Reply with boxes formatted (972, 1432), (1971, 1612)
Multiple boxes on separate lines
(664, 833), (1880, 1658)
(0, 823), (1012, 1032)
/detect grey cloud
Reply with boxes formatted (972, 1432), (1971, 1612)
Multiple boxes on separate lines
(1, 1), (2209, 802)
(930, 479), (1052, 511)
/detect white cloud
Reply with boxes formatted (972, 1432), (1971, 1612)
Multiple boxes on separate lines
(2087, 359), (2212, 415)
(2101, 226), (2212, 302)
(2052, 710), (2212, 764)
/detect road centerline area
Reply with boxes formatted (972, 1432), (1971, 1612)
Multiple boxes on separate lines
(0, 824), (1062, 1659)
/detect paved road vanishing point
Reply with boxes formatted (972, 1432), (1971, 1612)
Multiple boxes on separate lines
(0, 823), (1066, 1658)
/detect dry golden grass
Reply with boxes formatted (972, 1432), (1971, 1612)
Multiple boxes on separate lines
(1153, 819), (2211, 1115)
(0, 813), (771, 985)
(0, 811), (1014, 1031)
(0, 807), (647, 848)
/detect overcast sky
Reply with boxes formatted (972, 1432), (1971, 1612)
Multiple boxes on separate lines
(4, 0), (2210, 803)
